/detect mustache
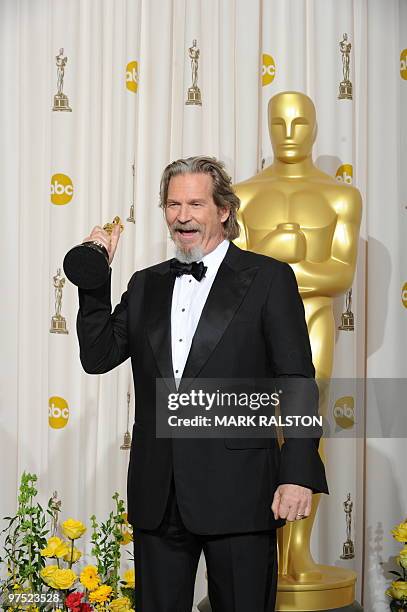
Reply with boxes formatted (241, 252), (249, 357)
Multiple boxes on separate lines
(171, 223), (202, 232)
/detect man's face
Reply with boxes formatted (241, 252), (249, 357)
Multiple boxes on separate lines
(165, 173), (229, 260)
(268, 94), (316, 163)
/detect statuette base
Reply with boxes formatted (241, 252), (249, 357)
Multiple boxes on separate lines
(340, 540), (355, 559)
(186, 87), (202, 105)
(338, 81), (353, 100)
(53, 93), (72, 112)
(63, 241), (109, 290)
(50, 315), (69, 334)
(339, 312), (354, 331)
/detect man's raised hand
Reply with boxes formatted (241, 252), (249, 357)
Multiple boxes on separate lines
(83, 223), (121, 265)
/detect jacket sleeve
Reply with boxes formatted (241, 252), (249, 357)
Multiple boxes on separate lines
(262, 261), (329, 495)
(76, 268), (136, 374)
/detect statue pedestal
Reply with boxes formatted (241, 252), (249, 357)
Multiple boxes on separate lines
(276, 565), (357, 610)
(198, 566), (361, 612)
(198, 597), (362, 612)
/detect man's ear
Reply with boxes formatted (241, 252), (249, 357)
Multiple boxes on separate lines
(219, 206), (230, 223)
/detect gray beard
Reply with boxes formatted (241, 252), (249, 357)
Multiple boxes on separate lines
(174, 244), (205, 264)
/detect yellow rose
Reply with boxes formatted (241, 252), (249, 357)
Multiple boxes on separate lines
(63, 547), (82, 563)
(40, 565), (58, 587)
(80, 565), (101, 591)
(398, 546), (407, 570)
(122, 568), (135, 588)
(392, 522), (407, 543)
(386, 580), (407, 600)
(62, 518), (86, 540)
(89, 584), (113, 604)
(54, 541), (70, 558)
(51, 568), (77, 590)
(41, 536), (64, 557)
(108, 596), (133, 611)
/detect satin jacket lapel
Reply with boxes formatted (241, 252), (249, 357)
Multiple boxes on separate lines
(146, 266), (176, 393)
(179, 249), (259, 393)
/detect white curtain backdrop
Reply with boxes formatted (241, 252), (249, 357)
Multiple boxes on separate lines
(1, 1), (406, 610)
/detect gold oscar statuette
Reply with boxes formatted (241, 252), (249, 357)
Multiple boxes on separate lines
(185, 39), (202, 106)
(63, 216), (124, 290)
(232, 91), (362, 610)
(50, 268), (68, 334)
(338, 34), (353, 100)
(52, 48), (72, 112)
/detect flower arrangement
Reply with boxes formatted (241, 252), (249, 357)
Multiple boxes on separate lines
(386, 519), (407, 611)
(0, 472), (135, 611)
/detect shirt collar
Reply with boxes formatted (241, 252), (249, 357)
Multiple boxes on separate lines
(200, 239), (230, 277)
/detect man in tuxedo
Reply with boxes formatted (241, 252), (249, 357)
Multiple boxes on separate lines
(76, 156), (328, 612)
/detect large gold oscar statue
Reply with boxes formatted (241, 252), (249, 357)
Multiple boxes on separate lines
(233, 92), (362, 611)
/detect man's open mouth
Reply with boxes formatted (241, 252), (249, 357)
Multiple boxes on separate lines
(176, 229), (199, 236)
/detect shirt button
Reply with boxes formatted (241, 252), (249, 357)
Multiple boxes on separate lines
(179, 338), (183, 342)
(181, 308), (185, 312)
(175, 369), (179, 373)
(189, 279), (192, 283)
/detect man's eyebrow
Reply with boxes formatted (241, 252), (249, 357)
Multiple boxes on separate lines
(166, 198), (206, 204)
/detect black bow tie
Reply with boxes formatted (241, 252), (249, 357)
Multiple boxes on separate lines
(170, 259), (207, 282)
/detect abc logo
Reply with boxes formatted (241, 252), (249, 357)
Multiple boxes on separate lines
(333, 396), (355, 429)
(126, 61), (139, 92)
(402, 282), (407, 308)
(336, 164), (353, 185)
(262, 54), (276, 86)
(400, 49), (407, 80)
(51, 174), (73, 205)
(48, 396), (69, 429)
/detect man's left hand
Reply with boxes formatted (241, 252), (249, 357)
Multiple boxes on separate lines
(271, 484), (312, 521)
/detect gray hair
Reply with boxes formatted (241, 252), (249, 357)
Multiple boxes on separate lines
(159, 156), (241, 240)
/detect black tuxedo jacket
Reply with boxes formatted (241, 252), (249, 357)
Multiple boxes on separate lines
(77, 242), (328, 534)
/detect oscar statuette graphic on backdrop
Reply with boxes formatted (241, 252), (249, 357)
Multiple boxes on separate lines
(52, 48), (72, 112)
(185, 39), (202, 106)
(341, 494), (355, 560)
(127, 163), (136, 224)
(338, 34), (353, 100)
(50, 268), (68, 334)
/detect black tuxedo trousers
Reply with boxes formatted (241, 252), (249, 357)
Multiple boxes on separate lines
(77, 243), (328, 535)
(133, 473), (279, 612)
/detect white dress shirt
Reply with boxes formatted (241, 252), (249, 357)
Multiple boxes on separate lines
(171, 239), (230, 386)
